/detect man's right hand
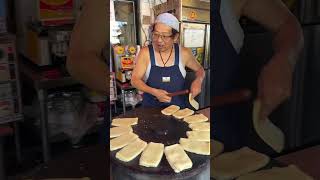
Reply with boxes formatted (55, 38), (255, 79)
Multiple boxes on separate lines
(152, 89), (172, 103)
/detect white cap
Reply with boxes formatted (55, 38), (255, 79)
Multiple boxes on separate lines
(155, 13), (180, 32)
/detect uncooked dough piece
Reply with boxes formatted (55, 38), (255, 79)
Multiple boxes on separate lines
(189, 93), (199, 110)
(116, 138), (147, 162)
(211, 147), (270, 179)
(211, 139), (224, 158)
(186, 131), (210, 142)
(180, 138), (210, 155)
(189, 122), (210, 131)
(110, 132), (138, 151)
(164, 144), (193, 173)
(172, 108), (194, 119)
(111, 117), (138, 127)
(253, 100), (285, 153)
(161, 105), (180, 115)
(139, 142), (164, 167)
(237, 165), (314, 180)
(110, 126), (133, 138)
(183, 114), (208, 124)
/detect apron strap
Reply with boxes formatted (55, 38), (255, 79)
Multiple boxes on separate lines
(148, 45), (156, 66)
(174, 43), (179, 66)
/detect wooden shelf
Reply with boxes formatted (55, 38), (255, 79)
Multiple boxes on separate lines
(0, 113), (23, 124)
(0, 79), (16, 84)
(0, 95), (19, 101)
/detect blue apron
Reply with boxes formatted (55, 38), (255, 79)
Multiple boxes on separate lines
(212, 0), (276, 154)
(212, 0), (251, 151)
(142, 43), (188, 108)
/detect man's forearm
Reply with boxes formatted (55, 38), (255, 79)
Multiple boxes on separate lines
(272, 15), (304, 70)
(195, 67), (205, 83)
(67, 52), (108, 94)
(131, 79), (156, 96)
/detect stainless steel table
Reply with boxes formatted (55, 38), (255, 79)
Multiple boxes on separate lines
(19, 60), (79, 162)
(116, 81), (136, 114)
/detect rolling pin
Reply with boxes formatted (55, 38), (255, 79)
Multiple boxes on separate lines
(213, 89), (252, 108)
(167, 89), (190, 97)
(166, 89), (251, 107)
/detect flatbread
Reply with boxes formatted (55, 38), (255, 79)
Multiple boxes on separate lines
(186, 131), (210, 142)
(110, 126), (133, 138)
(189, 122), (210, 131)
(211, 147), (270, 179)
(211, 139), (224, 158)
(111, 117), (138, 127)
(116, 138), (147, 162)
(183, 114), (208, 124)
(180, 138), (210, 155)
(164, 144), (193, 173)
(139, 142), (164, 167)
(237, 165), (314, 180)
(253, 100), (285, 153)
(161, 105), (180, 116)
(172, 108), (194, 119)
(110, 132), (138, 151)
(189, 93), (199, 110)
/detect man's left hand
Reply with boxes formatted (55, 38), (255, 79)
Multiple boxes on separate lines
(257, 54), (293, 120)
(190, 78), (202, 98)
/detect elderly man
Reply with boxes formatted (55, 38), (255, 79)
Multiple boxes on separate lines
(131, 13), (205, 108)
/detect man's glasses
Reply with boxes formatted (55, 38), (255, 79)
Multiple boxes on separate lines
(152, 32), (173, 41)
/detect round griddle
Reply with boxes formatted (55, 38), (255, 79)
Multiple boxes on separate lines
(110, 107), (210, 178)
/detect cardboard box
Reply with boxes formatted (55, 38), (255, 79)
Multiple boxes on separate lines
(38, 0), (74, 26)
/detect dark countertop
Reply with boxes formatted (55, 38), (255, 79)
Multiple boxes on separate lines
(20, 145), (108, 180)
(19, 59), (79, 90)
(197, 107), (210, 120)
(276, 145), (320, 179)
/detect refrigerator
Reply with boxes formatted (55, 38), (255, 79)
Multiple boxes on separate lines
(239, 0), (320, 151)
(111, 0), (137, 45)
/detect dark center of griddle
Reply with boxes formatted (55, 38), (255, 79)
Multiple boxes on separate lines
(111, 108), (210, 176)
(131, 109), (190, 146)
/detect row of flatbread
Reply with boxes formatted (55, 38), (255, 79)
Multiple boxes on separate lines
(110, 131), (193, 173)
(210, 144), (314, 180)
(109, 105), (211, 173)
(162, 105), (210, 172)
(111, 134), (211, 173)
(110, 121), (161, 168)
(161, 105), (211, 154)
(109, 116), (193, 173)
(110, 117), (140, 151)
(161, 105), (195, 119)
(161, 105), (207, 122)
